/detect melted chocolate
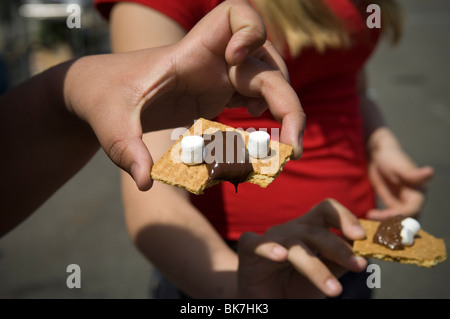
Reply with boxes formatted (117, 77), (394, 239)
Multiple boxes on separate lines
(202, 131), (253, 192)
(373, 215), (405, 250)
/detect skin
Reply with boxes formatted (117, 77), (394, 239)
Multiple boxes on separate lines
(357, 71), (434, 220)
(112, 1), (434, 299)
(112, 3), (242, 298)
(238, 199), (367, 298)
(0, 0), (305, 237)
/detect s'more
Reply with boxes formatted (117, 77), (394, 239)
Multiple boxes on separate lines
(151, 118), (293, 195)
(353, 217), (447, 268)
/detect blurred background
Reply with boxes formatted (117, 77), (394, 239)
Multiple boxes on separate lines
(0, 0), (109, 93)
(0, 0), (449, 298)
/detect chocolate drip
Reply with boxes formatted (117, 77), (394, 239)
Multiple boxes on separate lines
(203, 131), (253, 192)
(373, 215), (405, 250)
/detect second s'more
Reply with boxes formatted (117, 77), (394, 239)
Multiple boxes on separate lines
(353, 217), (447, 268)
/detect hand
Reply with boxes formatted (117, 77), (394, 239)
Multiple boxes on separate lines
(366, 129), (434, 220)
(237, 199), (367, 299)
(64, 0), (305, 191)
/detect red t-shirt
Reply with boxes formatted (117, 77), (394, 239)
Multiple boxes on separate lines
(96, 0), (379, 240)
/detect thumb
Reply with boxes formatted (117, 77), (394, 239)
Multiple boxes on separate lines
(96, 120), (154, 191)
(225, 0), (267, 65)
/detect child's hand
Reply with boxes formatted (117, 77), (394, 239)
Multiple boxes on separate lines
(64, 0), (305, 191)
(237, 199), (367, 298)
(366, 128), (434, 220)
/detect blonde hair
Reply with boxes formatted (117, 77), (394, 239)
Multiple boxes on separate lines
(251, 0), (404, 57)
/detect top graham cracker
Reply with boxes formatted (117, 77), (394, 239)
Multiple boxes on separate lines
(353, 219), (447, 268)
(151, 118), (293, 194)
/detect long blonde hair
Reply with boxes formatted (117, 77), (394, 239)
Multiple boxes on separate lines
(251, 0), (404, 57)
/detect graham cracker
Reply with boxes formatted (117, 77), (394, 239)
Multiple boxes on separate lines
(151, 118), (293, 194)
(353, 219), (447, 268)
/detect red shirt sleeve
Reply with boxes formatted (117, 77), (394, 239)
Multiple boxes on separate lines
(95, 0), (223, 31)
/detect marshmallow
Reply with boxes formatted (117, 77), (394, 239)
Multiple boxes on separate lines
(400, 217), (421, 246)
(401, 228), (415, 246)
(401, 217), (421, 235)
(247, 131), (270, 159)
(181, 136), (205, 165)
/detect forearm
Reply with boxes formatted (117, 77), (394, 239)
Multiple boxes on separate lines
(110, 3), (240, 297)
(358, 70), (401, 153)
(0, 61), (99, 237)
(123, 175), (239, 298)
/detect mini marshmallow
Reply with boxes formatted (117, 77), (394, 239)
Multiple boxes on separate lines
(401, 228), (415, 246)
(400, 217), (421, 246)
(248, 131), (270, 159)
(181, 136), (205, 165)
(401, 217), (421, 235)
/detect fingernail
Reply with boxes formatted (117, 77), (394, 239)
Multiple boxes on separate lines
(352, 225), (366, 239)
(351, 255), (367, 268)
(233, 48), (248, 65)
(271, 245), (287, 259)
(325, 278), (341, 294)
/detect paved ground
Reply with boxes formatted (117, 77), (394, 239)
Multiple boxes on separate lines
(0, 0), (449, 299)
(366, 0), (450, 298)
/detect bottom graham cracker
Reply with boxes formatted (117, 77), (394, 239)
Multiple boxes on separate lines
(353, 219), (447, 268)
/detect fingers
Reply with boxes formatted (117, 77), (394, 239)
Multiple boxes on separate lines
(305, 199), (367, 241)
(239, 232), (346, 297)
(368, 163), (431, 220)
(225, 0), (267, 65)
(300, 228), (368, 272)
(366, 208), (398, 220)
(183, 0), (305, 159)
(228, 57), (306, 159)
(273, 101), (305, 160)
(251, 58), (305, 159)
(225, 4), (305, 158)
(188, 0), (266, 64)
(239, 232), (289, 263)
(287, 241), (343, 297)
(223, 0), (305, 157)
(252, 41), (289, 81)
(366, 189), (425, 220)
(283, 220), (366, 296)
(239, 224), (367, 298)
(399, 166), (435, 187)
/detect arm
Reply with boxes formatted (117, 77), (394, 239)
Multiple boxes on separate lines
(1, 0), (305, 237)
(357, 68), (397, 149)
(358, 69), (434, 220)
(111, 2), (240, 298)
(123, 131), (239, 298)
(0, 60), (99, 237)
